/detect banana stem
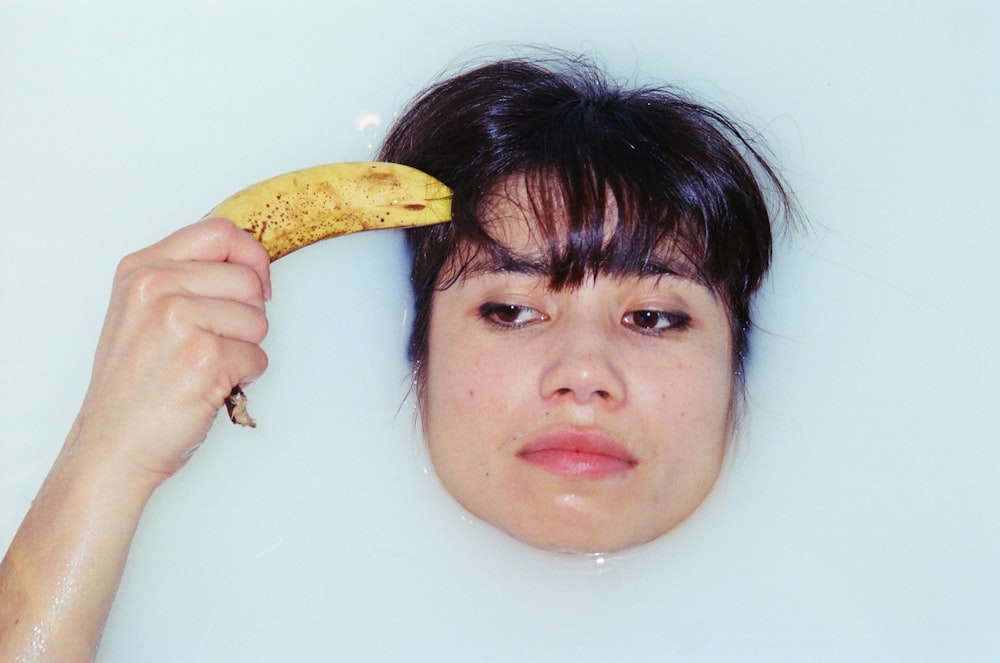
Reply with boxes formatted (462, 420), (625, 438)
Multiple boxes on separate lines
(225, 386), (256, 428)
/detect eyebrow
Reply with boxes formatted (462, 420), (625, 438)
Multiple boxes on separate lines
(463, 251), (706, 284)
(636, 257), (702, 280)
(491, 254), (552, 275)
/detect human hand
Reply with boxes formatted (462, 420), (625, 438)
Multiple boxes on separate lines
(66, 217), (271, 487)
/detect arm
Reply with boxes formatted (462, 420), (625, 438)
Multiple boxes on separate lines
(0, 218), (272, 662)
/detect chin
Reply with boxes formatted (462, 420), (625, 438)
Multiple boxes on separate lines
(503, 521), (666, 555)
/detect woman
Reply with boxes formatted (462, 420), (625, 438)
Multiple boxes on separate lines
(0, 53), (790, 659)
(381, 55), (787, 553)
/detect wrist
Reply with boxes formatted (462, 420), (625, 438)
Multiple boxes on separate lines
(54, 416), (165, 512)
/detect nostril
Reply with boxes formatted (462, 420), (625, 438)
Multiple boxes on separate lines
(550, 387), (614, 401)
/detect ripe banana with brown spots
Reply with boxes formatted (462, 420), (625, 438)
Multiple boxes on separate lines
(207, 161), (453, 261)
(204, 161), (453, 426)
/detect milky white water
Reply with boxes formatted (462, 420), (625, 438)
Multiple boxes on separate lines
(1, 2), (998, 660)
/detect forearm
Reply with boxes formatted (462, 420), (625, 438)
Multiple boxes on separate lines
(0, 219), (271, 660)
(0, 425), (158, 662)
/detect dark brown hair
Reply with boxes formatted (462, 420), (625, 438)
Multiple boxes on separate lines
(378, 53), (792, 397)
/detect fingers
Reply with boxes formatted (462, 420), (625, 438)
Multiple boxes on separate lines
(118, 217), (272, 301)
(119, 259), (269, 314)
(74, 218), (278, 483)
(107, 222), (273, 384)
(170, 326), (269, 403)
(158, 292), (269, 348)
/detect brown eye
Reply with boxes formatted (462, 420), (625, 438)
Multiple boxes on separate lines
(632, 311), (660, 329)
(479, 303), (544, 328)
(492, 304), (522, 323)
(623, 310), (691, 334)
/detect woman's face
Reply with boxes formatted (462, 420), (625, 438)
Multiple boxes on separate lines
(421, 188), (734, 552)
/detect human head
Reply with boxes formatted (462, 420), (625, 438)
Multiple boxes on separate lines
(380, 53), (786, 401)
(378, 52), (790, 550)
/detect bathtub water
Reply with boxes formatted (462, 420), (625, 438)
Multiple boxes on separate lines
(1, 2), (998, 660)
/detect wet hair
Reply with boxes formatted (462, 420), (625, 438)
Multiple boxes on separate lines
(378, 53), (792, 399)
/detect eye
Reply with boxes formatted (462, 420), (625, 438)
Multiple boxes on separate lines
(622, 310), (691, 334)
(478, 303), (545, 328)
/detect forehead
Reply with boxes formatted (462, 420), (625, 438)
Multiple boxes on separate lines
(475, 185), (563, 266)
(454, 178), (707, 285)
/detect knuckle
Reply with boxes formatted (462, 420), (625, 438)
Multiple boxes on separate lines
(114, 250), (148, 284)
(119, 265), (170, 305)
(230, 264), (264, 301)
(203, 215), (238, 236)
(204, 216), (248, 248)
(157, 293), (193, 330)
(249, 308), (270, 342)
(209, 378), (237, 408)
(246, 347), (269, 381)
(211, 348), (269, 406)
(180, 331), (225, 372)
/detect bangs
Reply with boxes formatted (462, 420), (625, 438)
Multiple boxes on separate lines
(434, 75), (757, 296)
(446, 167), (711, 291)
(419, 73), (774, 306)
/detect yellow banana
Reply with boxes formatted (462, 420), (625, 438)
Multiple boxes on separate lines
(206, 161), (452, 261)
(205, 161), (453, 427)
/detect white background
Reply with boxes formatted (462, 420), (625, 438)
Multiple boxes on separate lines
(2, 1), (998, 660)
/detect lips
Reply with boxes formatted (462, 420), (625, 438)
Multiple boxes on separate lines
(516, 429), (637, 479)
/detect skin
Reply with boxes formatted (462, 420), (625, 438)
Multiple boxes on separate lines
(422, 189), (735, 553)
(0, 218), (271, 662)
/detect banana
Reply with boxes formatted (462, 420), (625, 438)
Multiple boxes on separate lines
(206, 161), (452, 261)
(204, 161), (453, 426)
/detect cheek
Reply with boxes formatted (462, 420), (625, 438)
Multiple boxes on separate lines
(422, 316), (501, 443)
(681, 359), (733, 416)
(645, 354), (734, 454)
(424, 296), (527, 414)
(428, 347), (521, 427)
(421, 327), (521, 494)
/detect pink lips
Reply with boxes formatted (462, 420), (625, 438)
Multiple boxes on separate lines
(517, 430), (637, 479)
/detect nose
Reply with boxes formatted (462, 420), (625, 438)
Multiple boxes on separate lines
(539, 324), (627, 406)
